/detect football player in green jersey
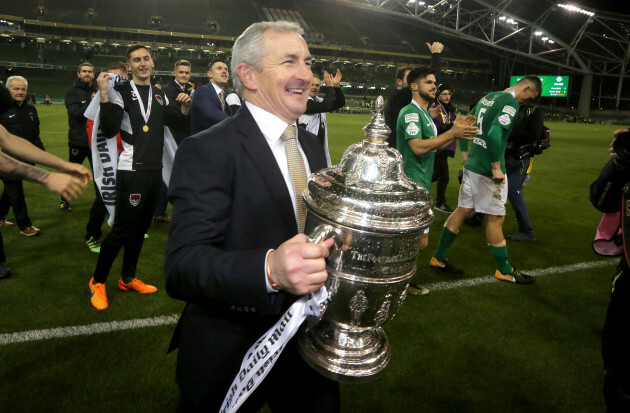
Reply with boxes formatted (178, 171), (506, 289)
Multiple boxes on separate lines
(430, 76), (541, 284)
(396, 66), (477, 295)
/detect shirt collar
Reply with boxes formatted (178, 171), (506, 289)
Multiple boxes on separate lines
(411, 99), (426, 112)
(211, 82), (223, 95)
(245, 101), (295, 146)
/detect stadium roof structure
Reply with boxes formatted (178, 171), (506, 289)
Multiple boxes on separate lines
(335, 0), (630, 79)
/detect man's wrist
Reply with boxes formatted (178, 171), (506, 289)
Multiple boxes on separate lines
(266, 249), (279, 291)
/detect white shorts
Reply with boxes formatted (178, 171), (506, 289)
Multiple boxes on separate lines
(458, 168), (508, 216)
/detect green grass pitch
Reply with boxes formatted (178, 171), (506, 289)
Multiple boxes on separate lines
(0, 104), (623, 412)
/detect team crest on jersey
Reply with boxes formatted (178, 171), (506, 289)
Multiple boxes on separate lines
(29, 112), (35, 122)
(405, 113), (419, 123)
(155, 94), (164, 105)
(473, 137), (487, 149)
(502, 106), (516, 116)
(498, 114), (511, 126)
(129, 193), (141, 206)
(131, 91), (138, 101)
(406, 122), (420, 136)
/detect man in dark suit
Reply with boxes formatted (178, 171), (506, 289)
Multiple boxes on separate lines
(298, 69), (345, 166)
(165, 21), (340, 413)
(190, 58), (232, 134)
(153, 59), (195, 223)
(162, 59), (194, 145)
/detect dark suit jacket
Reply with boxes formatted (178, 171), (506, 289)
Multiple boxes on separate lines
(162, 79), (193, 145)
(190, 82), (232, 134)
(165, 103), (333, 411)
(304, 86), (345, 114)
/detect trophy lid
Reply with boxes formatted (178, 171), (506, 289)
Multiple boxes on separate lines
(303, 96), (433, 233)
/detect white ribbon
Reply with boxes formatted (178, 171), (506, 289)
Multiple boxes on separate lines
(129, 80), (152, 126)
(219, 287), (330, 413)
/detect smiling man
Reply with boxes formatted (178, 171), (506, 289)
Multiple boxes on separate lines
(190, 58), (232, 133)
(0, 76), (45, 237)
(88, 44), (191, 310)
(298, 69), (345, 166)
(165, 21), (339, 412)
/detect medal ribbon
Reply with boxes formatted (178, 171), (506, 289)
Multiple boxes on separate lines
(130, 80), (152, 130)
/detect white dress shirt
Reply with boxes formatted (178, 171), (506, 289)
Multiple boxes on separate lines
(245, 101), (313, 292)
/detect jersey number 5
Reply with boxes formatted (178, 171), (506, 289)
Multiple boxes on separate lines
(476, 108), (487, 135)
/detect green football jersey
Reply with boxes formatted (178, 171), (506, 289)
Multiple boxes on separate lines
(464, 91), (519, 177)
(396, 100), (438, 189)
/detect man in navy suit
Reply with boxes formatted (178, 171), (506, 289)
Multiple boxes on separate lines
(165, 21), (340, 413)
(190, 58), (232, 133)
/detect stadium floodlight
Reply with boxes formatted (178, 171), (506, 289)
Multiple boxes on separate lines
(542, 36), (549, 41)
(558, 3), (595, 17)
(534, 31), (543, 36)
(498, 16), (506, 21)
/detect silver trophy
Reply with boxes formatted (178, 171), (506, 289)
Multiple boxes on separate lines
(298, 96), (433, 382)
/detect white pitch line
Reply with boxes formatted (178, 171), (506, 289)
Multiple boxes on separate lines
(0, 259), (619, 346)
(0, 314), (179, 346)
(423, 258), (618, 291)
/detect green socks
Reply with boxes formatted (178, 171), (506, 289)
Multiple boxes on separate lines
(434, 227), (457, 262)
(490, 245), (512, 275)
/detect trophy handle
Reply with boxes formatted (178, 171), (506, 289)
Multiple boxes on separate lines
(306, 224), (342, 247)
(304, 224), (343, 320)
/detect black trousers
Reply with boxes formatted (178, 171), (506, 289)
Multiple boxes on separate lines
(431, 154), (451, 206)
(67, 145), (108, 240)
(92, 169), (161, 283)
(603, 261), (630, 412)
(176, 328), (340, 413)
(0, 180), (32, 230)
(153, 181), (168, 217)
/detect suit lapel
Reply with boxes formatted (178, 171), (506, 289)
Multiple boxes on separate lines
(236, 106), (297, 232)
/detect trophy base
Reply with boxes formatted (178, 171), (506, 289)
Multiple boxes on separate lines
(297, 320), (390, 383)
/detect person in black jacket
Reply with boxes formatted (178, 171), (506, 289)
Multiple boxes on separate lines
(504, 105), (544, 241)
(590, 128), (630, 413)
(430, 83), (457, 213)
(384, 42), (444, 149)
(161, 60), (194, 144)
(64, 62), (109, 252)
(0, 76), (44, 236)
(153, 59), (194, 223)
(0, 84), (92, 279)
(298, 69), (345, 166)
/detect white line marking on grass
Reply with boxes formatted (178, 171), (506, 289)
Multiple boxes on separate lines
(0, 314), (179, 346)
(424, 258), (618, 291)
(0, 259), (619, 346)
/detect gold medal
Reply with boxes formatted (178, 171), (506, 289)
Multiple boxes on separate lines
(143, 125), (149, 132)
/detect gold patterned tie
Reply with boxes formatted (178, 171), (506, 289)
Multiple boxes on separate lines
(219, 90), (226, 113)
(281, 126), (308, 233)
